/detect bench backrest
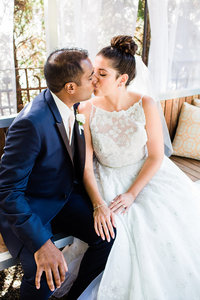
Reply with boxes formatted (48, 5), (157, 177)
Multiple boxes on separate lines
(0, 115), (16, 157)
(161, 95), (200, 140)
(0, 95), (200, 156)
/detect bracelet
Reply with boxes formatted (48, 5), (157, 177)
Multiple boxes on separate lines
(93, 203), (107, 211)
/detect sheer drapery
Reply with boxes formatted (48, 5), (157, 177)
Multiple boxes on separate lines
(44, 0), (139, 60)
(45, 0), (200, 95)
(44, 0), (58, 55)
(148, 0), (200, 96)
(0, 0), (16, 116)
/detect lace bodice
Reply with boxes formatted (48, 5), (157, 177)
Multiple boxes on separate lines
(90, 100), (147, 168)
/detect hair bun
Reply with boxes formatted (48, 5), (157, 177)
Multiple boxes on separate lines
(111, 35), (138, 56)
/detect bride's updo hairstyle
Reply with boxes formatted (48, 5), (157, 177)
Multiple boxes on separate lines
(97, 35), (138, 86)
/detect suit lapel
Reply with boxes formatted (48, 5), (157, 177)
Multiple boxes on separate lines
(74, 119), (85, 176)
(45, 89), (74, 165)
(56, 122), (74, 164)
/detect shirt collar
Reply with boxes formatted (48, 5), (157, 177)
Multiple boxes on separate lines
(50, 91), (74, 121)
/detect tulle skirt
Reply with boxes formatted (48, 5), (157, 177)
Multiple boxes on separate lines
(54, 156), (200, 300)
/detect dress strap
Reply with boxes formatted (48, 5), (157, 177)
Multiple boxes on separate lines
(139, 95), (145, 106)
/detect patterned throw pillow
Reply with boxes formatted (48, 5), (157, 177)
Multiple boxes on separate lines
(172, 102), (200, 160)
(193, 98), (200, 108)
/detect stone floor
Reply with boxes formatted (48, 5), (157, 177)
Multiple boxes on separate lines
(0, 263), (68, 299)
(0, 264), (23, 300)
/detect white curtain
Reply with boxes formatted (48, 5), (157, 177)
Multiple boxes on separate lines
(45, 0), (200, 96)
(148, 0), (200, 97)
(0, 0), (16, 116)
(44, 0), (139, 61)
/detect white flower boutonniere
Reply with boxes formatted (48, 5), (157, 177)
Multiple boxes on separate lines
(76, 113), (85, 134)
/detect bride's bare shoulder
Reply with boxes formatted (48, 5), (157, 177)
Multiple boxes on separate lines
(128, 92), (155, 109)
(141, 95), (155, 107)
(128, 91), (141, 99)
(88, 96), (105, 108)
(78, 97), (103, 121)
(128, 92), (144, 102)
(79, 97), (104, 114)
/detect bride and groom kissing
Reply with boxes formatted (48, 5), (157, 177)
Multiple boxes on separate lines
(0, 35), (200, 300)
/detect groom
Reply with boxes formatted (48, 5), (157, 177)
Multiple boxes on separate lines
(0, 48), (115, 300)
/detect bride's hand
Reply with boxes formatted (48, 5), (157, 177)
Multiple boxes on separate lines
(93, 205), (116, 242)
(109, 192), (135, 214)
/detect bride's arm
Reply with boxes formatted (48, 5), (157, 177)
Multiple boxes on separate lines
(110, 97), (164, 213)
(79, 102), (116, 242)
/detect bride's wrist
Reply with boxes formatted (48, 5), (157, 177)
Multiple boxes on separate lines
(92, 200), (107, 210)
(93, 203), (107, 211)
(127, 189), (138, 199)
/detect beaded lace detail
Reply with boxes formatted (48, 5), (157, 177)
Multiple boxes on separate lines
(90, 99), (147, 168)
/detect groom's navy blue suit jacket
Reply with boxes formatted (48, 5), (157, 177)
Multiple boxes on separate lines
(0, 89), (85, 258)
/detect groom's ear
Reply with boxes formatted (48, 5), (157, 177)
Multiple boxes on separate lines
(64, 82), (77, 94)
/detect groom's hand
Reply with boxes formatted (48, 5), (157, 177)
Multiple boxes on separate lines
(34, 239), (68, 292)
(93, 206), (116, 242)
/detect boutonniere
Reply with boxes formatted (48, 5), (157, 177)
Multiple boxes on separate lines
(76, 112), (85, 134)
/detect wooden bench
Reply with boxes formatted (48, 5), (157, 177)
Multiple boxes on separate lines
(0, 234), (73, 271)
(0, 115), (73, 270)
(161, 94), (200, 181)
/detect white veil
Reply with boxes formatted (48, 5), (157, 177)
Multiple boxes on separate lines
(128, 56), (173, 157)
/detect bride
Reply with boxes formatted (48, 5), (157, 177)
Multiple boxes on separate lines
(55, 35), (200, 299)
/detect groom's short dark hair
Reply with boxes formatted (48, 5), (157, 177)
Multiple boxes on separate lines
(44, 48), (88, 93)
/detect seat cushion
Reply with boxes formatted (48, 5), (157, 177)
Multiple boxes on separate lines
(193, 98), (200, 108)
(172, 102), (200, 160)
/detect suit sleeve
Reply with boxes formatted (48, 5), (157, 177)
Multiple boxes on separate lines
(0, 118), (52, 253)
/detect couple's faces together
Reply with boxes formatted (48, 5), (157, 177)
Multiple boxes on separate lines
(77, 55), (128, 101)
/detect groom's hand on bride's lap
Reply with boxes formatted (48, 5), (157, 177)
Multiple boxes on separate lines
(93, 205), (116, 242)
(34, 239), (68, 292)
(109, 193), (135, 214)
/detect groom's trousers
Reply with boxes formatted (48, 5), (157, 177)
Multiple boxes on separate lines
(19, 184), (116, 300)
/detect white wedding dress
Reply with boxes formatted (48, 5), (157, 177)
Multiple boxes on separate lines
(54, 99), (200, 300)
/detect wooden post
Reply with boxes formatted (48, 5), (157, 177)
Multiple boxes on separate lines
(142, 0), (151, 66)
(13, 38), (23, 113)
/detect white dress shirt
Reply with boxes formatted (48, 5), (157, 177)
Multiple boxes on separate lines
(50, 91), (75, 145)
